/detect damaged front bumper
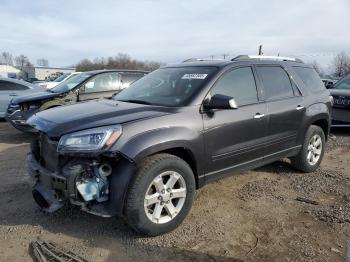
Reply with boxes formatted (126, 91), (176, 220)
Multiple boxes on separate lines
(26, 152), (132, 218)
(6, 105), (38, 132)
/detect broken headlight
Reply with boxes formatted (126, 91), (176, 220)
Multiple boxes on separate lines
(57, 125), (122, 153)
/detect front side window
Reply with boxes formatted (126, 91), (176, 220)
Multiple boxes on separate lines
(209, 67), (258, 106)
(293, 66), (325, 92)
(256, 66), (294, 101)
(114, 67), (218, 106)
(334, 76), (350, 90)
(84, 73), (121, 93)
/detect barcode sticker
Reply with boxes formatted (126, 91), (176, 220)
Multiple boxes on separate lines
(181, 74), (208, 80)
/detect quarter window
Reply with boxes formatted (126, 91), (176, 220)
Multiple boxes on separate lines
(256, 66), (294, 101)
(210, 67), (258, 106)
(293, 66), (325, 92)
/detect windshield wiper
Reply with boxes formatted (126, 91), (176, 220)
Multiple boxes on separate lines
(118, 99), (153, 105)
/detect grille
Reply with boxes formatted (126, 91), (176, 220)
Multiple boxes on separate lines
(333, 95), (350, 107)
(39, 134), (59, 172)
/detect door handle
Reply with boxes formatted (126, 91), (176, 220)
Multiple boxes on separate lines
(296, 105), (304, 110)
(9, 93), (18, 96)
(254, 113), (265, 119)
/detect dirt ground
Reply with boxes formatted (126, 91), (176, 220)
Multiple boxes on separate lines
(1, 120), (350, 262)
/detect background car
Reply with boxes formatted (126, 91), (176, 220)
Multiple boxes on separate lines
(321, 78), (337, 89)
(0, 78), (43, 118)
(329, 75), (350, 127)
(6, 70), (148, 132)
(37, 72), (81, 89)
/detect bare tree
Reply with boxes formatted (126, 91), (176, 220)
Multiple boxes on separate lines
(15, 55), (33, 70)
(76, 53), (162, 72)
(0, 51), (14, 65)
(332, 52), (350, 77)
(37, 58), (49, 67)
(310, 60), (323, 76)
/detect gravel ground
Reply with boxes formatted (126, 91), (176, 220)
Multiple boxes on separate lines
(0, 120), (350, 261)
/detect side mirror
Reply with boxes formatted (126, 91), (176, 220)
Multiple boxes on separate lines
(325, 82), (334, 89)
(204, 94), (238, 110)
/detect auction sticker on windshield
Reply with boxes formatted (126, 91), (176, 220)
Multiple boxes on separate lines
(182, 74), (208, 79)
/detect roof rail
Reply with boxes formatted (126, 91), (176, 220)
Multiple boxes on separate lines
(231, 55), (304, 63)
(182, 58), (226, 63)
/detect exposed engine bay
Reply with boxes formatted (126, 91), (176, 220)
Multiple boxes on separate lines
(75, 161), (112, 203)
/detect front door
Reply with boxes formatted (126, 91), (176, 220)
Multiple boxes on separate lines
(202, 66), (268, 177)
(79, 72), (122, 101)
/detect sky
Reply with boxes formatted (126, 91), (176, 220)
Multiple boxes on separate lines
(0, 0), (349, 72)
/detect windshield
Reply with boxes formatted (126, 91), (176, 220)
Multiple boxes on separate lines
(334, 76), (350, 89)
(53, 73), (70, 82)
(51, 73), (91, 93)
(114, 67), (217, 106)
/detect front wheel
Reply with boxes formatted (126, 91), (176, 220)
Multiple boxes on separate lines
(290, 125), (326, 173)
(124, 153), (196, 236)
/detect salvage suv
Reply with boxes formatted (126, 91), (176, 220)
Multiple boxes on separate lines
(6, 70), (147, 132)
(26, 55), (331, 236)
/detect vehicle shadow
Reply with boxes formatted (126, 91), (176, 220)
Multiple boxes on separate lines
(256, 160), (298, 175)
(331, 126), (350, 137)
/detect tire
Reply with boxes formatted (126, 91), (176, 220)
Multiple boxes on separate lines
(290, 125), (326, 173)
(124, 153), (196, 236)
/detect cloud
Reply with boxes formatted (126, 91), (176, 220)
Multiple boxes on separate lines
(0, 0), (349, 68)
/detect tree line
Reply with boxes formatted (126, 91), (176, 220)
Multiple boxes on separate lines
(309, 52), (350, 77)
(75, 53), (162, 72)
(0, 51), (49, 69)
(1, 50), (350, 77)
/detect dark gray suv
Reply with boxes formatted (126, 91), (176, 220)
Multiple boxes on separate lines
(26, 55), (331, 236)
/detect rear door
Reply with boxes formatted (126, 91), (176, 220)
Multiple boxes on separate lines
(79, 72), (122, 101)
(202, 66), (268, 176)
(255, 65), (304, 153)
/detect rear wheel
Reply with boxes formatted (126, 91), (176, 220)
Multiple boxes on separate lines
(290, 125), (325, 172)
(124, 153), (195, 236)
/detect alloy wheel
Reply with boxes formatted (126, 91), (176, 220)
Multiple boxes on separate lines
(144, 171), (187, 224)
(307, 134), (322, 166)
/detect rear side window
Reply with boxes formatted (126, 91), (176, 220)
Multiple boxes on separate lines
(121, 73), (145, 89)
(256, 66), (294, 101)
(293, 67), (325, 92)
(210, 67), (258, 106)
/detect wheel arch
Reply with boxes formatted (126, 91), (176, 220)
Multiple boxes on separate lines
(311, 118), (329, 141)
(149, 147), (199, 188)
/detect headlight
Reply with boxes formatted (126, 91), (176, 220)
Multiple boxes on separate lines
(57, 125), (122, 152)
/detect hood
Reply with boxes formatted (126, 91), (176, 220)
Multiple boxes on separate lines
(329, 89), (350, 96)
(27, 99), (173, 138)
(11, 90), (60, 105)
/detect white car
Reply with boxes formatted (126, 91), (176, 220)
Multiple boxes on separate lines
(38, 72), (81, 89)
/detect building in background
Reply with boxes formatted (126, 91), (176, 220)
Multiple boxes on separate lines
(22, 66), (75, 81)
(0, 65), (75, 81)
(0, 65), (22, 78)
